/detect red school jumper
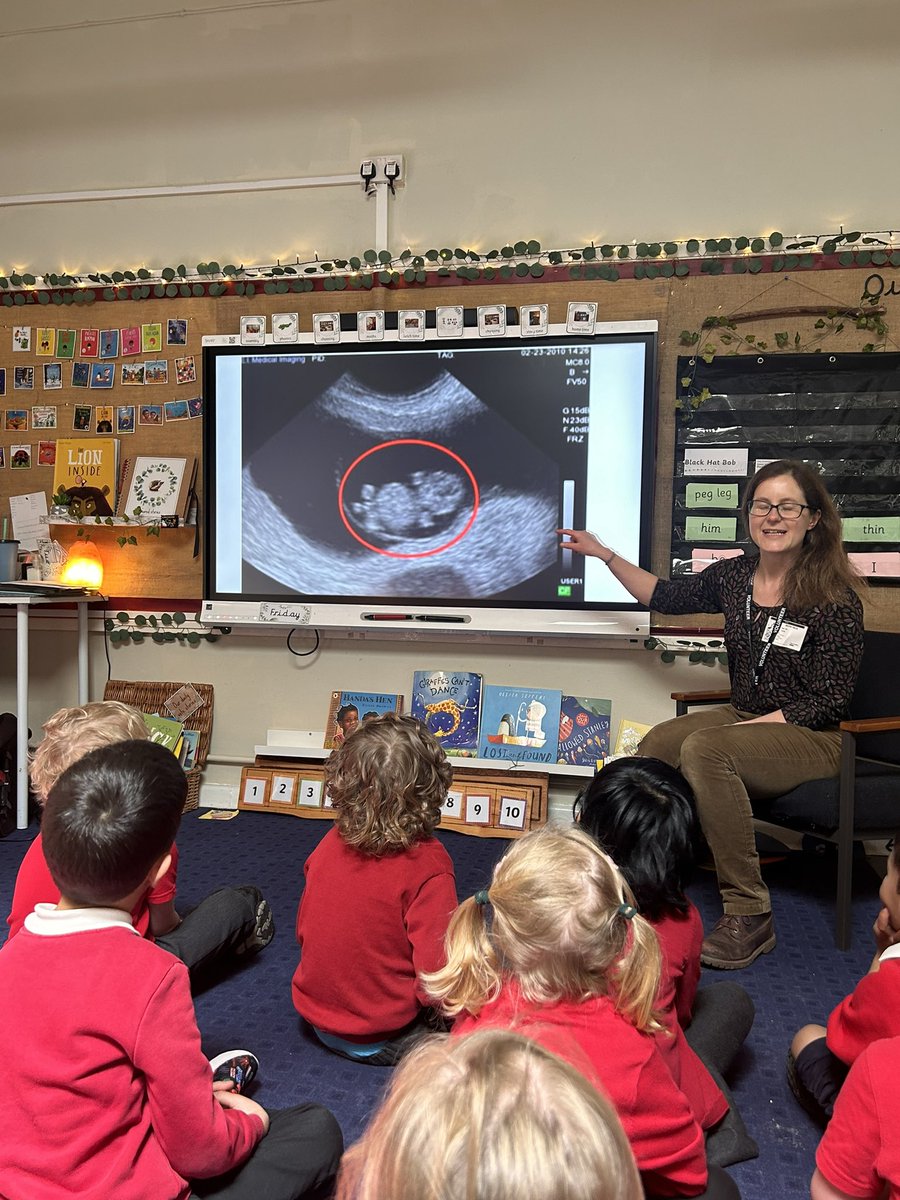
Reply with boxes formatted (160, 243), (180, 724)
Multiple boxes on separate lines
(5, 830), (178, 940)
(826, 946), (900, 1065)
(292, 826), (458, 1039)
(453, 982), (708, 1197)
(0, 906), (262, 1200)
(653, 905), (728, 1129)
(816, 1036), (900, 1200)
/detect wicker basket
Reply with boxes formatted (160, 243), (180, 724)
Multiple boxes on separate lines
(103, 679), (214, 812)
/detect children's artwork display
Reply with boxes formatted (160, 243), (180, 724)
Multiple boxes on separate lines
(477, 685), (562, 765)
(410, 670), (482, 757)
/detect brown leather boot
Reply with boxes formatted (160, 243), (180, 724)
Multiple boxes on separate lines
(701, 912), (776, 970)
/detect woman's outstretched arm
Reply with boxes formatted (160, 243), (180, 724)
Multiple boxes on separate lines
(558, 529), (659, 607)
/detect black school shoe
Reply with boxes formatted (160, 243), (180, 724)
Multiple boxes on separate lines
(210, 1050), (260, 1095)
(700, 912), (776, 970)
(234, 887), (276, 956)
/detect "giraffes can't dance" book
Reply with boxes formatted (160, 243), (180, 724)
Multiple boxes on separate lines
(410, 670), (482, 758)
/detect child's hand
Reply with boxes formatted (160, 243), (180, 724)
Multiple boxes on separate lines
(873, 906), (900, 954)
(215, 1088), (270, 1134)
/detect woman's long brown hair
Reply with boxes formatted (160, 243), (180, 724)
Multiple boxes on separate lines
(741, 459), (864, 613)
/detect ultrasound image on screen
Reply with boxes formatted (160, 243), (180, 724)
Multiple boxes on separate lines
(242, 367), (559, 600)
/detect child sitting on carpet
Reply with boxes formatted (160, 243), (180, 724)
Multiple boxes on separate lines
(576, 757), (757, 1166)
(335, 1028), (642, 1200)
(423, 826), (739, 1200)
(789, 833), (900, 1124)
(6, 701), (274, 978)
(810, 1033), (900, 1200)
(292, 712), (458, 1065)
(0, 739), (342, 1200)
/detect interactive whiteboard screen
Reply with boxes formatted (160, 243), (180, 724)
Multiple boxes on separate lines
(202, 322), (656, 637)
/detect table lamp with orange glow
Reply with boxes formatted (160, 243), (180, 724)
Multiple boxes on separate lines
(60, 539), (104, 589)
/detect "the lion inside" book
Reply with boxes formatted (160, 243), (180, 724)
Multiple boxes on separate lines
(53, 437), (119, 516)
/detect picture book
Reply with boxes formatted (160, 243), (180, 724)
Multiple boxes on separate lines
(52, 437), (119, 516)
(324, 691), (403, 749)
(410, 670), (482, 757)
(118, 454), (196, 519)
(179, 728), (201, 770)
(477, 685), (562, 765)
(557, 695), (612, 767)
(142, 712), (185, 757)
(614, 718), (654, 757)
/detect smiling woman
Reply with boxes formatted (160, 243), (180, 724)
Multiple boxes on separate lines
(559, 459), (865, 970)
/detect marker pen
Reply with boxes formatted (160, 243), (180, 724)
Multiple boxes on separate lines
(361, 613), (414, 621)
(415, 615), (468, 623)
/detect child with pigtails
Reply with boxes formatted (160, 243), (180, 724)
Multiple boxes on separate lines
(423, 826), (740, 1200)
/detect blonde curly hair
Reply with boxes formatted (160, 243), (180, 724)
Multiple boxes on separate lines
(326, 712), (452, 856)
(30, 701), (148, 803)
(335, 1030), (642, 1200)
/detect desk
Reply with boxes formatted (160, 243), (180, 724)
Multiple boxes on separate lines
(0, 594), (105, 828)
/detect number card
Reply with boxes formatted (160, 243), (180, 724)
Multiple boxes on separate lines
(271, 774), (297, 806)
(298, 778), (324, 808)
(498, 794), (528, 831)
(465, 792), (491, 825)
(241, 773), (269, 806)
(441, 789), (463, 820)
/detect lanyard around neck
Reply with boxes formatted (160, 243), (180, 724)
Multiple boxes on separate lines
(745, 570), (787, 688)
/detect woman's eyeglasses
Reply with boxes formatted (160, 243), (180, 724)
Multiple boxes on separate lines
(747, 500), (811, 520)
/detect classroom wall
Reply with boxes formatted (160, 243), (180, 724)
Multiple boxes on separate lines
(1, 0), (896, 802)
(3, 0), (900, 270)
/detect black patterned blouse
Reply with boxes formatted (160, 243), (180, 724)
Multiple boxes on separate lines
(650, 555), (864, 730)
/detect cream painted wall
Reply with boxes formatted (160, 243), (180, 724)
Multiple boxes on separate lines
(1, 0), (899, 272)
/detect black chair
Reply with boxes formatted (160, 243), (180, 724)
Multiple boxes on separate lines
(670, 630), (900, 950)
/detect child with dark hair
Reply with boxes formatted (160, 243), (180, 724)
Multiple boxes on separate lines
(789, 835), (900, 1125)
(6, 701), (274, 980)
(576, 756), (757, 1167)
(0, 740), (342, 1200)
(292, 712), (458, 1065)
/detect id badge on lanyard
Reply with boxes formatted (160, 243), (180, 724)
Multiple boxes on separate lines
(745, 586), (787, 689)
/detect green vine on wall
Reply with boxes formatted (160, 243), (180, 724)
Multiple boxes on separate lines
(675, 298), (890, 418)
(105, 611), (226, 646)
(644, 636), (727, 666)
(3, 230), (900, 305)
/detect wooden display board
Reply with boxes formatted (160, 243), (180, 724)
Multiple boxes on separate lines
(239, 756), (549, 839)
(1, 264), (897, 627)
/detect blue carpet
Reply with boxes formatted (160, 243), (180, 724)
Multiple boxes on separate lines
(0, 811), (879, 1200)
